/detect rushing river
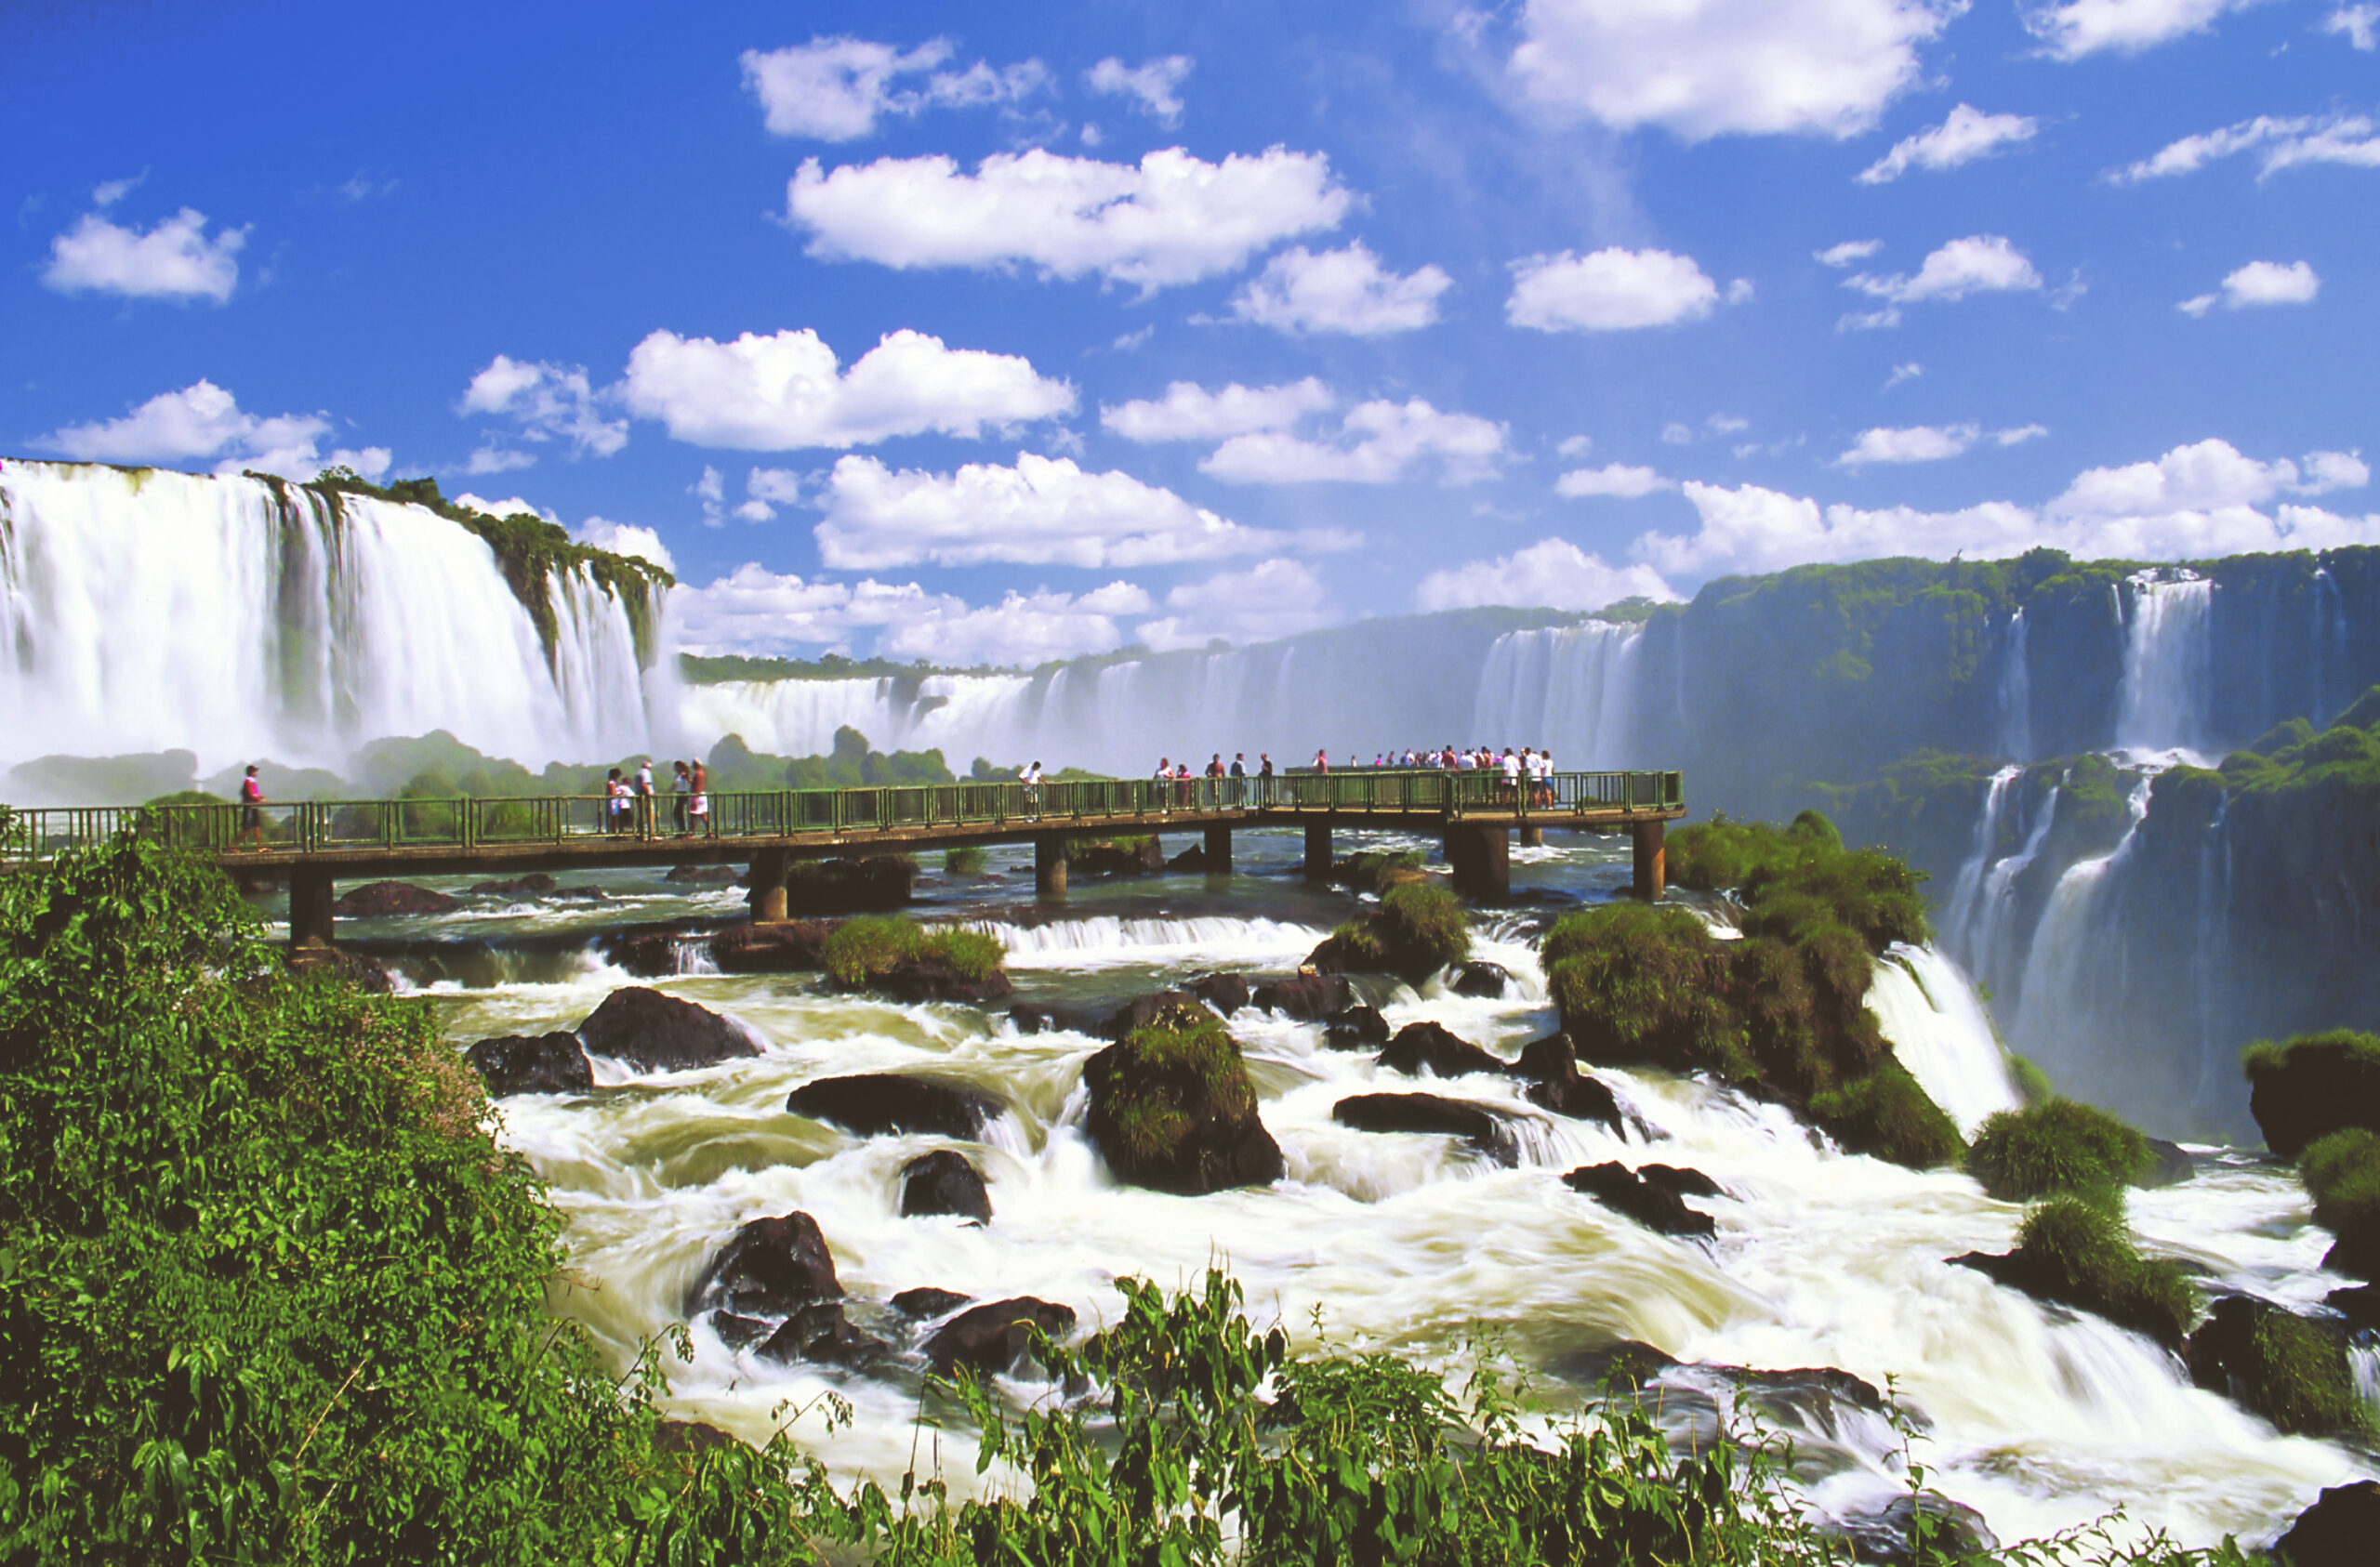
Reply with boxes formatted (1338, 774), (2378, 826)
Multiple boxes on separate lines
(312, 828), (2373, 1552)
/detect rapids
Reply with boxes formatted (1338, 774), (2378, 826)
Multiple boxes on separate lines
(361, 829), (2375, 1554)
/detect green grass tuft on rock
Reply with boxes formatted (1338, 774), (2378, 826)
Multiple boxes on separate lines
(1810, 1061), (1964, 1169)
(943, 845), (988, 875)
(1966, 1100), (2156, 1208)
(1312, 882), (1472, 984)
(2242, 1029), (2380, 1157)
(2012, 1197), (2197, 1350)
(821, 915), (1006, 989)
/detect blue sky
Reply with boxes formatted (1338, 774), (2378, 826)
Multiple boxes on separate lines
(8, 0), (2376, 664)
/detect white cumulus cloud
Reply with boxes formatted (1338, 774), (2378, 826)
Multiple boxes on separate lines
(1200, 399), (1506, 485)
(1138, 559), (1333, 650)
(1507, 247), (1722, 332)
(1230, 244), (1452, 336)
(1816, 239), (1884, 268)
(2179, 259), (2320, 315)
(2113, 112), (2380, 181)
(618, 328), (1074, 451)
(461, 356), (629, 458)
(1858, 104), (2039, 183)
(1837, 423), (2045, 466)
(1555, 463), (1674, 497)
(1847, 235), (2043, 303)
(1417, 537), (1679, 612)
(1101, 378), (1335, 442)
(1508, 0), (1957, 141)
(815, 451), (1279, 569)
(2330, 6), (2379, 48)
(741, 37), (1046, 140)
(1085, 56), (1194, 125)
(43, 207), (246, 303)
(2023, 0), (2262, 60)
(784, 146), (1349, 292)
(40, 380), (386, 481)
(573, 518), (677, 573)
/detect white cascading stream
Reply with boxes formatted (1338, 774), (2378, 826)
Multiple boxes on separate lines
(2011, 776), (2154, 1062)
(2113, 574), (2215, 759)
(1998, 608), (2033, 762)
(1867, 942), (2022, 1136)
(1939, 766), (2022, 960)
(0, 461), (665, 782)
(1470, 622), (1645, 768)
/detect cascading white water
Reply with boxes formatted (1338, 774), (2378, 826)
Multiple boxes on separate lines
(2113, 574), (2215, 759)
(1867, 943), (2021, 1137)
(0, 460), (665, 779)
(1471, 621), (1645, 768)
(2011, 776), (2154, 1069)
(1939, 767), (2021, 959)
(1998, 609), (2033, 762)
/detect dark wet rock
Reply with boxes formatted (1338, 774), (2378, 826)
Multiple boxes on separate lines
(787, 1073), (1003, 1139)
(2246, 1034), (2380, 1158)
(576, 986), (760, 1073)
(1167, 844), (1211, 872)
(547, 886), (613, 902)
(284, 944), (394, 994)
(470, 872), (558, 897)
(1638, 1163), (1726, 1200)
(2325, 1224), (2380, 1282)
(1563, 1162), (1718, 1239)
(1831, 1492), (1998, 1567)
(1184, 972), (1252, 1015)
(1509, 1033), (1623, 1132)
(757, 1301), (889, 1370)
(900, 1150), (992, 1223)
(687, 1212), (843, 1317)
(712, 920), (832, 973)
(602, 930), (698, 978)
(1323, 1004), (1392, 1050)
(465, 1031), (593, 1098)
(667, 863), (740, 884)
(2272, 1480), (2380, 1567)
(892, 1287), (972, 1320)
(2327, 1283), (2380, 1332)
(2140, 1138), (2197, 1187)
(1008, 1001), (1105, 1036)
(1729, 1364), (1893, 1418)
(1333, 1093), (1520, 1165)
(757, 856), (913, 918)
(922, 1297), (1078, 1377)
(1450, 960), (1510, 998)
(1562, 1340), (1679, 1392)
(709, 1312), (774, 1350)
(1949, 1245), (2190, 1355)
(2187, 1294), (2361, 1436)
(1103, 990), (1206, 1039)
(653, 1419), (740, 1456)
(1068, 837), (1165, 876)
(1376, 1021), (1504, 1079)
(1250, 972), (1352, 1021)
(331, 880), (459, 917)
(862, 946), (1016, 1007)
(1084, 1010), (1285, 1194)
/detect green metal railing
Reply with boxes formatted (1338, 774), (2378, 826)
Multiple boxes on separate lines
(0, 770), (1684, 864)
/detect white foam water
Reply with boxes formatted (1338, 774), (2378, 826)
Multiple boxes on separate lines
(1868, 944), (2021, 1137)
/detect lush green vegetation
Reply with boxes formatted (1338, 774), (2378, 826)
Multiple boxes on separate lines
(680, 651), (949, 684)
(1315, 882), (1473, 984)
(1332, 848), (1424, 894)
(310, 469), (671, 662)
(1966, 1101), (2156, 1208)
(2007, 1199), (2198, 1350)
(1543, 818), (1957, 1167)
(820, 916), (1005, 990)
(1096, 1010), (1257, 1166)
(942, 846), (989, 876)
(0, 836), (2271, 1562)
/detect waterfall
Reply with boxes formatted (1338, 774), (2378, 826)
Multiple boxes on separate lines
(1997, 609), (2033, 762)
(1939, 766), (2022, 958)
(0, 460), (665, 781)
(2190, 797), (2234, 1116)
(1471, 621), (1645, 767)
(2010, 775), (2155, 1083)
(2311, 566), (2349, 730)
(1868, 943), (2021, 1137)
(2113, 574), (2215, 758)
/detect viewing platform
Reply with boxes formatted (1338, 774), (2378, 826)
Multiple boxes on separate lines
(0, 769), (1686, 946)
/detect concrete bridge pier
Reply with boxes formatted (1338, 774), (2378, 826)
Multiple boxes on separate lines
(747, 848), (793, 922)
(1631, 819), (1666, 902)
(289, 866), (336, 949)
(1302, 823), (1331, 880)
(1204, 823), (1234, 874)
(1517, 824), (1544, 848)
(1035, 836), (1068, 897)
(1444, 823), (1510, 901)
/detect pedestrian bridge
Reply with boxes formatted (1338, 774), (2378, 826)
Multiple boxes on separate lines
(1, 769), (1686, 946)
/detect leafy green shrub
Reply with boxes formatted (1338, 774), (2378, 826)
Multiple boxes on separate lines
(1333, 848), (1423, 893)
(1672, 814), (1930, 953)
(2010, 1054), (2056, 1105)
(1542, 903), (1750, 1079)
(820, 915), (1004, 990)
(1314, 882), (1472, 983)
(1096, 1009), (1256, 1166)
(943, 845), (988, 875)
(1811, 1061), (1964, 1168)
(2012, 1197), (2197, 1349)
(1967, 1100), (2155, 1207)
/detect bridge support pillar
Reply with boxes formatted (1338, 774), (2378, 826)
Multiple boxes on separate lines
(1035, 836), (1068, 898)
(1444, 823), (1510, 902)
(1203, 823), (1233, 874)
(747, 849), (791, 922)
(1517, 823), (1544, 849)
(288, 866), (336, 949)
(1302, 823), (1331, 880)
(1630, 819), (1666, 902)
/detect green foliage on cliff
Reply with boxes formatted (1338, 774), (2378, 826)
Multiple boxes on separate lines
(1671, 811), (1930, 952)
(681, 651), (945, 683)
(1967, 1100), (2157, 1209)
(309, 469), (671, 663)
(707, 727), (954, 792)
(2219, 682), (2380, 795)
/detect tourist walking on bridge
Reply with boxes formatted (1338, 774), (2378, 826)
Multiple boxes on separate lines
(240, 765), (265, 850)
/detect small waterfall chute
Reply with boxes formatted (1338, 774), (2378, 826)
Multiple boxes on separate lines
(1868, 943), (2021, 1137)
(2113, 573), (2215, 761)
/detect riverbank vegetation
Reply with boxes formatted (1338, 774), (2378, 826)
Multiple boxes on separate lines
(1966, 1100), (2157, 1208)
(1544, 815), (1958, 1167)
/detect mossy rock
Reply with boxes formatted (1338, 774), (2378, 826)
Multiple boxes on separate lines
(2299, 1127), (2380, 1280)
(1965, 1100), (2156, 1207)
(821, 916), (1012, 1002)
(1952, 1197), (2196, 1352)
(1810, 1062), (1964, 1169)
(1307, 882), (1472, 985)
(1541, 903), (1748, 1079)
(2244, 1030), (2380, 1157)
(2188, 1295), (2367, 1438)
(1083, 1007), (1283, 1194)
